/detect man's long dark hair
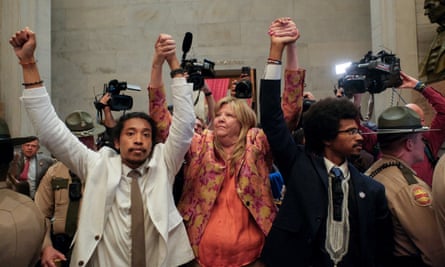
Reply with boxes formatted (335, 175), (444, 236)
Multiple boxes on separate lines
(303, 97), (359, 155)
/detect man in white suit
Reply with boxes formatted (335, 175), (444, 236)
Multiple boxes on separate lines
(10, 27), (195, 267)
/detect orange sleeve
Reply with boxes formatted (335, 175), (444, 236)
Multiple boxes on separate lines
(281, 68), (306, 131)
(148, 85), (172, 143)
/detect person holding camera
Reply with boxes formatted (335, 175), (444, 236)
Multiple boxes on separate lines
(365, 105), (445, 266)
(11, 28), (195, 267)
(34, 110), (105, 267)
(396, 71), (445, 187)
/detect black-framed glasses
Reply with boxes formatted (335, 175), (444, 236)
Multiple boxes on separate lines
(337, 127), (362, 135)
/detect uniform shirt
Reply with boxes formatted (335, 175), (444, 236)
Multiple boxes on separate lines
(432, 155), (445, 248)
(0, 184), (45, 267)
(89, 162), (159, 267)
(35, 162), (78, 249)
(366, 155), (445, 266)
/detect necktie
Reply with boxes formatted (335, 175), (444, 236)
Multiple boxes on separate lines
(326, 167), (349, 266)
(128, 170), (146, 267)
(19, 158), (30, 181)
(330, 167), (345, 221)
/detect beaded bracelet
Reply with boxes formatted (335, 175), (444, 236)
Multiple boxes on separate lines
(22, 80), (44, 86)
(19, 60), (37, 66)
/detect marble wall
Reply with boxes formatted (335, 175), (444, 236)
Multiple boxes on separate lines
(0, 0), (438, 136)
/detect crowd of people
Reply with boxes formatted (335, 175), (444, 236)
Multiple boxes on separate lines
(2, 14), (445, 267)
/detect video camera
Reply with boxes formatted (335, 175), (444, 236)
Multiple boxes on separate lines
(338, 50), (402, 96)
(181, 32), (216, 90)
(94, 79), (141, 111)
(234, 66), (253, 99)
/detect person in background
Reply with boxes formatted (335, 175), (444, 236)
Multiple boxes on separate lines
(147, 19), (306, 266)
(260, 17), (393, 267)
(0, 118), (45, 267)
(432, 154), (445, 248)
(8, 135), (56, 198)
(35, 110), (105, 267)
(398, 71), (445, 187)
(11, 27), (195, 267)
(365, 105), (445, 267)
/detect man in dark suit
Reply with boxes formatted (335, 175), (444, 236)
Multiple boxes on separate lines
(8, 136), (55, 198)
(260, 18), (393, 267)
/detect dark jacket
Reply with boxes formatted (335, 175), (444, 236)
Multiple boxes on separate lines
(259, 79), (393, 267)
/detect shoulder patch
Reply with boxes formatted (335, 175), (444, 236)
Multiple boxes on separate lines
(411, 185), (432, 206)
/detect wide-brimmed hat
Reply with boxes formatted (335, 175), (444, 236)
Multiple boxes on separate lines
(377, 106), (438, 134)
(65, 111), (105, 137)
(0, 118), (35, 146)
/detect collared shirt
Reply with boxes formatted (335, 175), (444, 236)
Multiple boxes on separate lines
(366, 155), (445, 266)
(89, 160), (160, 267)
(27, 156), (37, 198)
(324, 159), (349, 180)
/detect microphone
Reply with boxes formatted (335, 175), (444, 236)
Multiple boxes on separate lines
(182, 32), (193, 61)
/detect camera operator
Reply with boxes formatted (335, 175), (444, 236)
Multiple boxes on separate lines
(397, 71), (445, 187)
(194, 82), (215, 132)
(94, 92), (118, 150)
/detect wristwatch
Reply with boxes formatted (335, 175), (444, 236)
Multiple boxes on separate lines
(170, 68), (184, 78)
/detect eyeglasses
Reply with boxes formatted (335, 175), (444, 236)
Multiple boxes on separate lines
(337, 128), (362, 135)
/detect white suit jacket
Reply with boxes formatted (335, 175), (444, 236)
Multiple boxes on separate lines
(21, 77), (195, 267)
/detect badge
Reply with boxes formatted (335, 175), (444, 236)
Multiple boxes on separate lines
(411, 185), (432, 206)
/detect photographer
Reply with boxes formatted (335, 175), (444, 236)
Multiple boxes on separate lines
(195, 82), (215, 132)
(95, 92), (118, 150)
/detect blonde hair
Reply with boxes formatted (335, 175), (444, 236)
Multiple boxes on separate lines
(214, 96), (257, 172)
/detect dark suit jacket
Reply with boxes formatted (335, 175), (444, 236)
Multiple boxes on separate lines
(259, 79), (393, 267)
(8, 152), (55, 196)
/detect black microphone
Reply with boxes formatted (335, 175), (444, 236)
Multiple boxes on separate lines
(182, 32), (193, 60)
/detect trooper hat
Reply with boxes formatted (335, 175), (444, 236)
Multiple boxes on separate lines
(65, 110), (105, 137)
(0, 118), (35, 146)
(377, 106), (437, 134)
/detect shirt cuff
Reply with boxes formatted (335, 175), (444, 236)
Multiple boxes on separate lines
(21, 86), (47, 98)
(263, 64), (282, 80)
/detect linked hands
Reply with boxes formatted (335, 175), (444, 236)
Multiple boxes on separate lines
(267, 17), (300, 62)
(153, 34), (178, 68)
(268, 17), (300, 45)
(9, 27), (37, 63)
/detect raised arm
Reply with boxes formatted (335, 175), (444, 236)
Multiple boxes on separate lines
(269, 18), (305, 131)
(10, 28), (97, 180)
(201, 82), (215, 130)
(148, 34), (176, 142)
(260, 18), (301, 179)
(9, 27), (42, 89)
